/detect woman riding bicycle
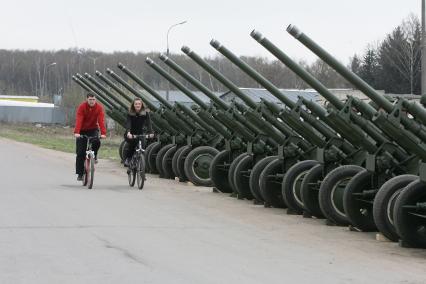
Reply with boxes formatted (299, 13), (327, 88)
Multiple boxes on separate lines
(123, 97), (153, 167)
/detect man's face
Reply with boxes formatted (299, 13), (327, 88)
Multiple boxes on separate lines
(87, 96), (96, 107)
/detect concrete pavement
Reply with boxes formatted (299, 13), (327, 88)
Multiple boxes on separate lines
(0, 137), (425, 284)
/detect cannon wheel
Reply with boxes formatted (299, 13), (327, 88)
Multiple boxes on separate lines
(210, 150), (233, 193)
(249, 156), (277, 202)
(300, 164), (325, 218)
(184, 146), (219, 187)
(259, 158), (286, 208)
(372, 175), (417, 242)
(282, 160), (319, 215)
(176, 146), (193, 182)
(319, 165), (363, 226)
(172, 146), (190, 182)
(228, 153), (249, 194)
(233, 155), (254, 200)
(343, 169), (377, 231)
(144, 142), (157, 173)
(394, 179), (426, 248)
(155, 144), (175, 178)
(162, 145), (178, 179)
(147, 142), (161, 175)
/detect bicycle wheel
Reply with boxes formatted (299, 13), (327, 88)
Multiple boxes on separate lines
(87, 157), (95, 189)
(127, 159), (136, 187)
(82, 158), (89, 186)
(137, 156), (146, 190)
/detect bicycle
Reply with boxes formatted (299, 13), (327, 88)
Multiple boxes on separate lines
(79, 135), (99, 189)
(127, 134), (149, 189)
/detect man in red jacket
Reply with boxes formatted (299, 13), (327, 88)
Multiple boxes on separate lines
(74, 93), (107, 181)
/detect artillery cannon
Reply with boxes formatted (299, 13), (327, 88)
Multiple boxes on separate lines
(158, 54), (277, 195)
(182, 45), (355, 209)
(283, 25), (426, 247)
(208, 39), (394, 225)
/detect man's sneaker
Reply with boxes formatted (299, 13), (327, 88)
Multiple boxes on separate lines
(77, 174), (83, 181)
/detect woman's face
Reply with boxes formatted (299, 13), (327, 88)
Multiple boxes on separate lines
(134, 100), (142, 112)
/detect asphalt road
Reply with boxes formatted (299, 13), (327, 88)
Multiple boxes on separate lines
(1, 137), (426, 284)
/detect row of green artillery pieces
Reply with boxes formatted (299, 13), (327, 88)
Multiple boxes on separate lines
(73, 25), (426, 249)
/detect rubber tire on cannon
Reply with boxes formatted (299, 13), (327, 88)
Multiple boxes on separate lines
(172, 145), (191, 182)
(144, 142), (158, 174)
(343, 169), (377, 231)
(372, 175), (417, 242)
(146, 142), (161, 175)
(155, 144), (175, 178)
(209, 150), (233, 193)
(319, 165), (364, 226)
(394, 179), (426, 248)
(184, 146), (219, 187)
(249, 156), (277, 202)
(233, 155), (254, 200)
(228, 153), (250, 194)
(300, 164), (325, 218)
(176, 146), (193, 182)
(282, 160), (320, 215)
(259, 158), (287, 208)
(161, 145), (178, 179)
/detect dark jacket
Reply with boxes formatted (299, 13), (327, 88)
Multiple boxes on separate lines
(125, 109), (153, 136)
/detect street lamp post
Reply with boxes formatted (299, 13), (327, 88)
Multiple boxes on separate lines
(42, 62), (57, 97)
(166, 20), (187, 101)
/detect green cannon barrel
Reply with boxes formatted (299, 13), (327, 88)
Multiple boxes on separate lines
(144, 58), (217, 134)
(159, 53), (263, 140)
(181, 46), (293, 141)
(117, 63), (173, 110)
(158, 55), (257, 141)
(402, 99), (426, 125)
(72, 75), (127, 127)
(250, 30), (391, 150)
(159, 53), (229, 110)
(182, 46), (293, 144)
(114, 64), (203, 133)
(84, 73), (130, 109)
(95, 71), (135, 103)
(145, 58), (209, 110)
(210, 39), (347, 151)
(72, 75), (114, 111)
(286, 25), (426, 143)
(106, 68), (195, 135)
(76, 73), (126, 111)
(116, 63), (210, 134)
(98, 69), (178, 135)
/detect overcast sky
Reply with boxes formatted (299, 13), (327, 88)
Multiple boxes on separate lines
(0, 0), (421, 62)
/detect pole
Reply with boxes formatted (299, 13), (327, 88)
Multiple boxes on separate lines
(166, 20), (187, 101)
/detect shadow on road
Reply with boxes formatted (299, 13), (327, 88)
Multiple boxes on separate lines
(59, 184), (133, 192)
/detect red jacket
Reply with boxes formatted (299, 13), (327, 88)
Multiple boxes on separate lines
(74, 102), (106, 135)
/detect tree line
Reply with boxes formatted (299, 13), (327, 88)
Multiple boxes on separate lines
(0, 14), (421, 109)
(351, 14), (422, 95)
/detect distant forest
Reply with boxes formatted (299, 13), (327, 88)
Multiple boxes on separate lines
(0, 14), (421, 108)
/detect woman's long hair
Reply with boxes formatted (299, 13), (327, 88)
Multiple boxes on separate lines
(129, 97), (146, 114)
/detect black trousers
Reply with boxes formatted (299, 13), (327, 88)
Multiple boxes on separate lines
(124, 136), (146, 159)
(75, 129), (100, 175)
